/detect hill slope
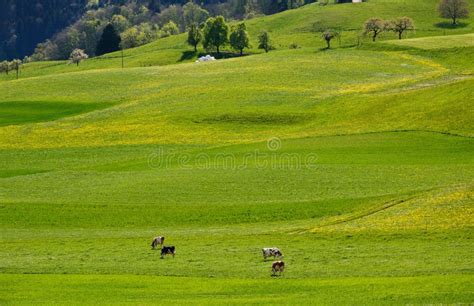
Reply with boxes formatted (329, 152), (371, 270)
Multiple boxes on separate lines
(1, 48), (472, 149)
(0, 0), (473, 304)
(1, 0), (473, 81)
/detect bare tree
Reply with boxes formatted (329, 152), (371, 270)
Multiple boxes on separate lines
(363, 18), (386, 42)
(388, 17), (415, 39)
(438, 0), (469, 25)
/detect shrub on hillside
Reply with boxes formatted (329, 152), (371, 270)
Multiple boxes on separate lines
(289, 42), (300, 49)
(322, 29), (340, 49)
(161, 21), (180, 37)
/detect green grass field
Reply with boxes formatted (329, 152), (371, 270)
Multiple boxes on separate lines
(1, 0), (474, 81)
(0, 0), (473, 304)
(385, 33), (474, 49)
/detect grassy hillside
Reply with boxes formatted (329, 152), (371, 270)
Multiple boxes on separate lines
(384, 33), (474, 49)
(2, 274), (472, 304)
(1, 48), (472, 149)
(1, 131), (473, 303)
(1, 0), (473, 81)
(0, 0), (473, 304)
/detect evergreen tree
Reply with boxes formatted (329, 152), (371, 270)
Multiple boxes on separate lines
(96, 24), (121, 56)
(148, 0), (161, 14)
(0, 0), (87, 61)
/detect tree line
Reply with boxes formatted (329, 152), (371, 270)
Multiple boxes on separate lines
(0, 0), (88, 61)
(332, 0), (469, 46)
(187, 16), (273, 56)
(0, 58), (27, 80)
(1, 0), (316, 62)
(1, 0), (469, 76)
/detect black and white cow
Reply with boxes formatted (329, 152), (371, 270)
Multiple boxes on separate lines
(151, 236), (165, 249)
(161, 246), (175, 259)
(262, 247), (283, 260)
(272, 261), (285, 276)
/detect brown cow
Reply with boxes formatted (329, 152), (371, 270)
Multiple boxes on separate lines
(151, 236), (165, 249)
(272, 261), (285, 276)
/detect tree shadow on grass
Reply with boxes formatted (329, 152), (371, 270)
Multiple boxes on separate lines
(318, 47), (332, 51)
(179, 51), (197, 62)
(209, 51), (247, 59)
(180, 50), (247, 61)
(434, 22), (469, 29)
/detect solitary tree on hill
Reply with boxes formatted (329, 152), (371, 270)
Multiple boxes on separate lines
(203, 16), (229, 55)
(96, 24), (121, 56)
(322, 29), (340, 49)
(258, 31), (273, 53)
(388, 17), (415, 39)
(363, 18), (386, 42)
(69, 49), (89, 66)
(230, 23), (250, 55)
(187, 24), (203, 52)
(438, 0), (469, 25)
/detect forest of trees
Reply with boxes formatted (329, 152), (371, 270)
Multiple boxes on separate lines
(0, 0), (88, 60)
(1, 0), (316, 61)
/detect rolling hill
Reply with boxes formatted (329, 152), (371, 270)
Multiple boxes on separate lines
(1, 0), (473, 81)
(0, 0), (473, 304)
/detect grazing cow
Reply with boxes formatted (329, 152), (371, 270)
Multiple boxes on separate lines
(161, 246), (175, 259)
(151, 236), (165, 249)
(262, 247), (283, 261)
(272, 261), (285, 276)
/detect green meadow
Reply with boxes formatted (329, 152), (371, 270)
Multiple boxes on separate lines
(2, 0), (474, 80)
(1, 0), (473, 304)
